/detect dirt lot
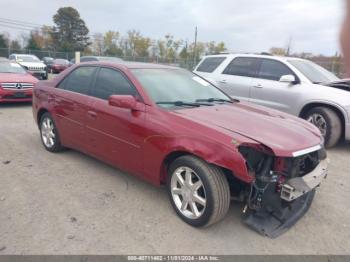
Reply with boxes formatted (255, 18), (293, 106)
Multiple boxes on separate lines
(0, 102), (349, 255)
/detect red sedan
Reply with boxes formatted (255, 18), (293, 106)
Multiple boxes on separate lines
(0, 59), (38, 102)
(47, 59), (70, 74)
(32, 62), (328, 237)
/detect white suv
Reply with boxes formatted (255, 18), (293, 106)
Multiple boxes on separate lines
(9, 54), (47, 80)
(194, 54), (350, 147)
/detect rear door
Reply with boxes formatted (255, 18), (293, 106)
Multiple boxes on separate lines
(50, 66), (97, 150)
(250, 58), (300, 113)
(215, 57), (259, 102)
(85, 67), (146, 174)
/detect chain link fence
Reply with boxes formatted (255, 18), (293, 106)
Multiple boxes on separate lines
(0, 47), (346, 76)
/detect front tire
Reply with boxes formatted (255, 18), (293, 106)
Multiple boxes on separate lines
(167, 155), (230, 227)
(39, 112), (64, 152)
(305, 107), (342, 148)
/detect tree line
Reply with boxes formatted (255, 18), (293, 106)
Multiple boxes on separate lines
(0, 6), (227, 63)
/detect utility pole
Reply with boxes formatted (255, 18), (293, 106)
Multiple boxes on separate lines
(193, 26), (198, 68)
(286, 36), (293, 56)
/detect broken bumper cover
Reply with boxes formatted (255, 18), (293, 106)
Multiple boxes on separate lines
(243, 159), (329, 238)
(281, 158), (329, 201)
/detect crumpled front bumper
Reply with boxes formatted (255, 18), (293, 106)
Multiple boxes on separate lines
(243, 159), (329, 238)
(280, 159), (328, 201)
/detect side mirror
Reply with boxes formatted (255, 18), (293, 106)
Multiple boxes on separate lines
(279, 74), (296, 84)
(108, 95), (137, 110)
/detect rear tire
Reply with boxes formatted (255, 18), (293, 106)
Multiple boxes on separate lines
(167, 155), (230, 227)
(39, 112), (64, 152)
(305, 107), (342, 148)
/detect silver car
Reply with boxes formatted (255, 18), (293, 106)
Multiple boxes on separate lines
(194, 54), (350, 147)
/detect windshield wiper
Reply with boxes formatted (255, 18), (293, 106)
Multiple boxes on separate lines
(156, 101), (213, 107)
(196, 98), (236, 103)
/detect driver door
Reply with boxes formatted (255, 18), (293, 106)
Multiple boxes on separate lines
(85, 67), (147, 174)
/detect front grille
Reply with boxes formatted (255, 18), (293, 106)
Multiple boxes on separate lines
(3, 93), (32, 99)
(284, 147), (326, 178)
(28, 66), (45, 71)
(1, 82), (34, 89)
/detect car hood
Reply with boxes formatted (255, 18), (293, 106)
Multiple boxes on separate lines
(173, 102), (322, 157)
(323, 78), (350, 92)
(18, 62), (46, 67)
(0, 73), (38, 83)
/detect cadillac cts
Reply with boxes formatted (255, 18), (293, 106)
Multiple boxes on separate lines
(32, 62), (328, 237)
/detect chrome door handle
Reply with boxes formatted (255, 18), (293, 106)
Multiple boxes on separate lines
(219, 80), (227, 84)
(253, 84), (263, 88)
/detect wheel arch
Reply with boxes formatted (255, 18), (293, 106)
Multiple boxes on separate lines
(159, 149), (250, 187)
(299, 102), (346, 140)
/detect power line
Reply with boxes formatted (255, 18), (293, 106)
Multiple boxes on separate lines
(0, 17), (43, 27)
(0, 23), (37, 31)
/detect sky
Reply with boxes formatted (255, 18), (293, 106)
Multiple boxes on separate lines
(0, 0), (345, 55)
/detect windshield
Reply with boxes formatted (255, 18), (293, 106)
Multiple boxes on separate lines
(16, 55), (40, 63)
(0, 62), (26, 74)
(132, 68), (232, 109)
(288, 59), (339, 84)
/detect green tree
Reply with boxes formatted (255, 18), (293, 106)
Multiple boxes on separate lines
(26, 32), (42, 50)
(0, 34), (9, 48)
(51, 7), (90, 52)
(10, 40), (21, 50)
(104, 30), (123, 56)
(123, 30), (151, 57)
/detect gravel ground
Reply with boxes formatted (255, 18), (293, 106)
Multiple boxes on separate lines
(0, 102), (349, 255)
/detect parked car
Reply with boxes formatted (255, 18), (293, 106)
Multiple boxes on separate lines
(9, 54), (47, 80)
(0, 58), (38, 102)
(46, 59), (70, 74)
(69, 58), (75, 67)
(194, 54), (350, 148)
(42, 57), (54, 66)
(32, 62), (328, 237)
(80, 56), (123, 63)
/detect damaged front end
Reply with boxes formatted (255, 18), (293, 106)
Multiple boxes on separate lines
(238, 144), (328, 238)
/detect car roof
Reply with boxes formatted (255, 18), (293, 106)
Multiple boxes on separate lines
(11, 54), (37, 57)
(80, 61), (179, 70)
(201, 53), (306, 63)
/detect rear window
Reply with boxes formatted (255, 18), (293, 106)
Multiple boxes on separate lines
(196, 57), (226, 73)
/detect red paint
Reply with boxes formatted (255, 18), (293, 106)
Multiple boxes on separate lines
(0, 72), (38, 102)
(32, 62), (323, 185)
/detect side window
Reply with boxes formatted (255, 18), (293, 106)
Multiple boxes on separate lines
(58, 66), (96, 95)
(92, 68), (136, 100)
(222, 57), (258, 77)
(258, 59), (294, 81)
(9, 55), (15, 60)
(196, 57), (226, 73)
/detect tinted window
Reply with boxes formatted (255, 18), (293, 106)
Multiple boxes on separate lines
(222, 57), (258, 77)
(92, 68), (136, 100)
(59, 66), (96, 95)
(258, 59), (294, 81)
(196, 57), (226, 73)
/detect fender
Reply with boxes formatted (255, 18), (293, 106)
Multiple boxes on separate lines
(142, 134), (253, 185)
(298, 99), (349, 123)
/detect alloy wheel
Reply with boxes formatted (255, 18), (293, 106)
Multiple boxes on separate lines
(41, 117), (56, 148)
(307, 113), (327, 137)
(170, 166), (207, 219)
